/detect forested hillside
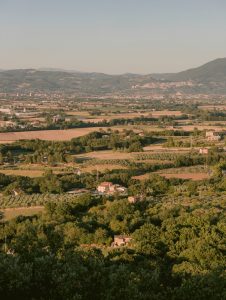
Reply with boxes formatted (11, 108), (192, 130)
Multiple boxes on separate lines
(1, 193), (226, 299)
(1, 58), (226, 95)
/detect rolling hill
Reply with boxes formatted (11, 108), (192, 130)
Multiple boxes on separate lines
(0, 58), (226, 95)
(157, 58), (226, 82)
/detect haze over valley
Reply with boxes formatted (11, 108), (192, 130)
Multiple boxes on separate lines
(1, 58), (226, 96)
(1, 1), (226, 299)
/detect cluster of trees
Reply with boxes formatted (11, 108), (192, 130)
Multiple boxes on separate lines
(1, 192), (226, 299)
(0, 113), (178, 133)
(0, 111), (226, 298)
(197, 111), (226, 121)
(147, 129), (192, 137)
(0, 158), (226, 199)
(0, 134), (226, 197)
(0, 130), (159, 165)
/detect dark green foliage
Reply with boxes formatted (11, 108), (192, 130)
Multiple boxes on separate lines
(2, 59), (226, 95)
(1, 193), (226, 299)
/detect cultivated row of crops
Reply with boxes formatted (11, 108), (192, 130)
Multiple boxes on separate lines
(135, 153), (184, 161)
(0, 193), (79, 208)
(161, 165), (209, 174)
(83, 159), (132, 167)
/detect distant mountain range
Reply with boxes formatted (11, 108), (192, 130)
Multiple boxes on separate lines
(152, 58), (226, 82)
(1, 58), (226, 95)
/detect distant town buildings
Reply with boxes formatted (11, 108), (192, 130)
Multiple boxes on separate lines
(132, 80), (196, 90)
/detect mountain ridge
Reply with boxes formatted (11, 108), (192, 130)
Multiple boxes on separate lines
(158, 58), (226, 82)
(0, 58), (226, 95)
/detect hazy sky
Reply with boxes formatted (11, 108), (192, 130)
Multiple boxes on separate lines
(1, 0), (226, 74)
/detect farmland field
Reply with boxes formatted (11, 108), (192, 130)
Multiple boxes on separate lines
(158, 172), (210, 180)
(0, 127), (109, 142)
(74, 150), (135, 160)
(143, 145), (191, 153)
(178, 124), (226, 131)
(198, 105), (226, 110)
(133, 172), (210, 181)
(0, 169), (44, 177)
(133, 165), (210, 181)
(66, 110), (183, 122)
(82, 164), (128, 172)
(1, 206), (44, 220)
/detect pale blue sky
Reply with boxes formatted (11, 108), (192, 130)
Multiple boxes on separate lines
(0, 0), (226, 73)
